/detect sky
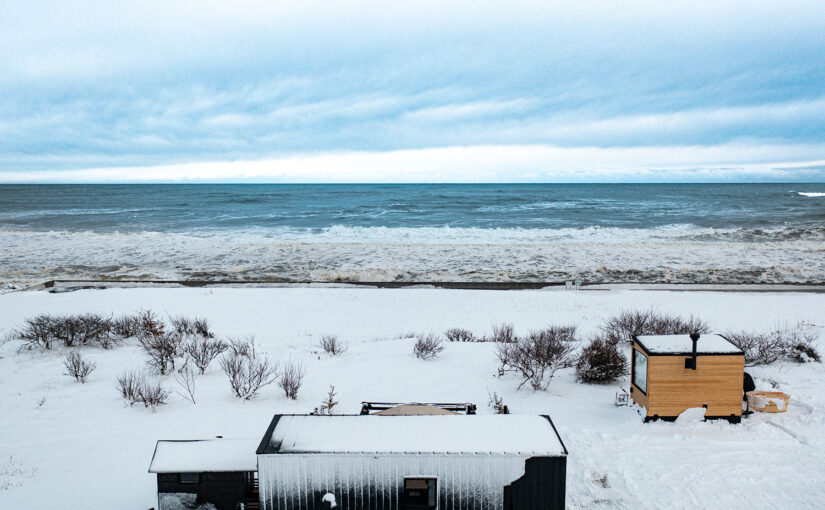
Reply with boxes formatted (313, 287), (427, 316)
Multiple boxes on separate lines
(1, 0), (824, 183)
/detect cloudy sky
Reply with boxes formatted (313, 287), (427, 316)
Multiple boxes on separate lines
(1, 0), (824, 182)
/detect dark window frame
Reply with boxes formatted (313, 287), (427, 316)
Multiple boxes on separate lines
(179, 472), (200, 484)
(403, 476), (438, 509)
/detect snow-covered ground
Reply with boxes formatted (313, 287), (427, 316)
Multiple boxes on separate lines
(1, 286), (824, 509)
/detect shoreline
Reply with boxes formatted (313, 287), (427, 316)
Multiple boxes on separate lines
(16, 279), (825, 293)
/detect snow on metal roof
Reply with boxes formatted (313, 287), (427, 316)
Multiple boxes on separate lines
(149, 438), (259, 473)
(635, 334), (743, 355)
(261, 414), (566, 456)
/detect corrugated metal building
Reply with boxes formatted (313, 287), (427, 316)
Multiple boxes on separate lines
(256, 414), (568, 510)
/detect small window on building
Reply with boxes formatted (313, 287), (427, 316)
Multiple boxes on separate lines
(633, 349), (648, 394)
(404, 477), (437, 509)
(179, 472), (200, 484)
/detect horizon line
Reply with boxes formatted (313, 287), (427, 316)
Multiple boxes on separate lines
(3, 180), (825, 185)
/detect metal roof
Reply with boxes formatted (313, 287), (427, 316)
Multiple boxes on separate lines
(257, 414), (567, 456)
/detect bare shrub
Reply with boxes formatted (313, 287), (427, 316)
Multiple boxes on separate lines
(1, 330), (14, 347)
(1, 456), (36, 490)
(170, 315), (214, 339)
(135, 310), (166, 339)
(496, 326), (577, 390)
(445, 328), (477, 342)
(137, 378), (169, 409)
(489, 323), (516, 343)
(175, 367), (197, 404)
(786, 339), (821, 363)
(138, 331), (183, 375)
(169, 315), (194, 336)
(575, 337), (627, 383)
(111, 314), (141, 338)
(320, 335), (347, 356)
(63, 351), (97, 383)
(226, 336), (258, 358)
(723, 330), (784, 366)
(488, 391), (509, 414)
(725, 322), (821, 366)
(593, 473), (610, 488)
(601, 310), (709, 344)
(92, 322), (118, 349)
(313, 385), (339, 415)
(279, 361), (306, 400)
(52, 314), (114, 348)
(15, 313), (116, 350)
(183, 336), (228, 374)
(49, 316), (81, 346)
(115, 369), (166, 408)
(16, 315), (57, 350)
(117, 369), (143, 402)
(413, 333), (444, 360)
(192, 318), (214, 339)
(220, 350), (279, 400)
(781, 323), (821, 363)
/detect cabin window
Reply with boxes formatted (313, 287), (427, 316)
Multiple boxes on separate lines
(179, 473), (200, 484)
(633, 349), (648, 394)
(404, 477), (437, 509)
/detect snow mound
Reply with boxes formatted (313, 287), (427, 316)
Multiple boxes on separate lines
(677, 407), (707, 422)
(321, 493), (338, 508)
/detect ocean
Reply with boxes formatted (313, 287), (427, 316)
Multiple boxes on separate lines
(1, 183), (824, 286)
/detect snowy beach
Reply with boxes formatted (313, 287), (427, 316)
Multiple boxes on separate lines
(1, 286), (823, 509)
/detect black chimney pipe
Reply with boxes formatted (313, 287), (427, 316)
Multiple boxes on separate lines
(685, 333), (700, 370)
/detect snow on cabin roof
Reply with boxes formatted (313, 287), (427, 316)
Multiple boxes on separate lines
(635, 334), (743, 355)
(149, 438), (259, 473)
(260, 414), (567, 456)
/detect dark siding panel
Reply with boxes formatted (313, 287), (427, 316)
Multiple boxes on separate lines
(157, 471), (250, 510)
(503, 457), (566, 510)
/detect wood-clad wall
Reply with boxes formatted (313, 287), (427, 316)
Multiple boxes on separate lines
(630, 343), (744, 418)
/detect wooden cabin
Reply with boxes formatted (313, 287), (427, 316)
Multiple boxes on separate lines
(256, 413), (568, 510)
(629, 333), (744, 423)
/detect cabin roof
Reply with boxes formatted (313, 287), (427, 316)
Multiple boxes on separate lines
(258, 414), (567, 456)
(635, 334), (743, 355)
(149, 438), (259, 473)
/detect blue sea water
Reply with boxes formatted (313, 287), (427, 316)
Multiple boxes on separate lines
(1, 183), (824, 233)
(1, 183), (824, 285)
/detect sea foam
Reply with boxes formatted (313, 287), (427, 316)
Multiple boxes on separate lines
(2, 225), (823, 286)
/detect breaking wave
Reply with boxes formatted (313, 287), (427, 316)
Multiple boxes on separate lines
(2, 224), (824, 286)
